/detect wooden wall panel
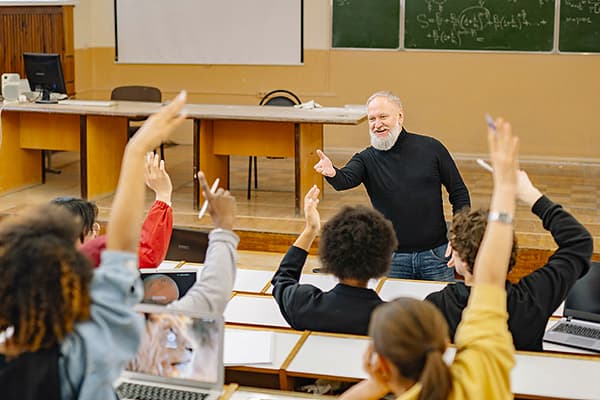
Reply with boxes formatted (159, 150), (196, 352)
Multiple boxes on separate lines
(0, 6), (74, 95)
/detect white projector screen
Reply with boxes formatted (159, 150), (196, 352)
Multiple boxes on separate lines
(115, 0), (303, 65)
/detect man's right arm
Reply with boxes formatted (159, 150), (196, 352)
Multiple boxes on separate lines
(325, 153), (367, 190)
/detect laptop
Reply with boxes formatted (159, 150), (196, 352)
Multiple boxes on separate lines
(115, 304), (224, 400)
(140, 269), (198, 304)
(166, 228), (210, 264)
(543, 263), (600, 353)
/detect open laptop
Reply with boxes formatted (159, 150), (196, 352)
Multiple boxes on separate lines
(115, 304), (224, 400)
(140, 269), (198, 304)
(543, 263), (600, 353)
(166, 228), (210, 264)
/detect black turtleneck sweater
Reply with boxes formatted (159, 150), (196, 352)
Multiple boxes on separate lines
(326, 129), (470, 252)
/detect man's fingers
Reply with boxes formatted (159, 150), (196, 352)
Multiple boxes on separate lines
(316, 149), (327, 161)
(198, 172), (212, 198)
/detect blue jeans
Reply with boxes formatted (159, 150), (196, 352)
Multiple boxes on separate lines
(389, 242), (455, 282)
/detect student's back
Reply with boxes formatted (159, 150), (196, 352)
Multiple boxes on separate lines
(272, 188), (396, 335)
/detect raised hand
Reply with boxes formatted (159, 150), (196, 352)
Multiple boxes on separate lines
(313, 149), (336, 177)
(128, 91), (187, 154)
(198, 171), (236, 231)
(145, 152), (173, 204)
(303, 185), (321, 232)
(516, 170), (542, 207)
(488, 118), (519, 189)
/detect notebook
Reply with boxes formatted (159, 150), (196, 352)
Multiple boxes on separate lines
(166, 228), (210, 264)
(140, 269), (198, 305)
(115, 304), (224, 400)
(543, 263), (600, 353)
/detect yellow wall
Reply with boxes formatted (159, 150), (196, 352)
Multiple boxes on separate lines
(72, 1), (600, 162)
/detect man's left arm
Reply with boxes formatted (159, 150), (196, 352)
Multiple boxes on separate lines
(437, 142), (470, 213)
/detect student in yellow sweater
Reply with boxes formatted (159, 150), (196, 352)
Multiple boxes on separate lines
(340, 117), (518, 400)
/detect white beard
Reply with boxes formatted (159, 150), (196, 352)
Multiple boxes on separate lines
(370, 122), (401, 151)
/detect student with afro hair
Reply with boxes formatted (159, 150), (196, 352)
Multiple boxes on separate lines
(272, 185), (397, 335)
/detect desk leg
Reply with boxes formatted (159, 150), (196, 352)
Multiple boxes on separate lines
(295, 123), (323, 214)
(197, 119), (229, 210)
(84, 115), (128, 199)
(0, 111), (41, 194)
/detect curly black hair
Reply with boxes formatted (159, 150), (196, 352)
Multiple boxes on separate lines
(319, 205), (397, 282)
(50, 197), (98, 243)
(449, 207), (518, 274)
(0, 204), (93, 353)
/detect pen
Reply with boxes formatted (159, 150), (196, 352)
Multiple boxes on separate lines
(198, 177), (220, 219)
(476, 158), (494, 173)
(485, 113), (496, 131)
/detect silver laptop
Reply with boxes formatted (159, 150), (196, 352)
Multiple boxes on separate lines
(543, 263), (600, 353)
(115, 304), (224, 400)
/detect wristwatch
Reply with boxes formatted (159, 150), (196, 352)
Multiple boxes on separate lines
(488, 211), (513, 224)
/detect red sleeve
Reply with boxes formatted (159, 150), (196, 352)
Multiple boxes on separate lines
(138, 200), (173, 268)
(79, 235), (107, 268)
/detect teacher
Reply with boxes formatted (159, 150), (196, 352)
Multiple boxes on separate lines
(314, 91), (470, 281)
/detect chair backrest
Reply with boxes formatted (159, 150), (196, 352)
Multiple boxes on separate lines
(110, 85), (162, 103)
(259, 89), (301, 107)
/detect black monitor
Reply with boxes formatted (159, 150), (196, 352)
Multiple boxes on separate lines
(23, 52), (67, 104)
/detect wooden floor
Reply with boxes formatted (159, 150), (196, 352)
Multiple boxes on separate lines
(1, 144), (599, 255)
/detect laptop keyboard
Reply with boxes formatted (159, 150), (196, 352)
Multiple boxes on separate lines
(555, 323), (600, 339)
(116, 382), (209, 400)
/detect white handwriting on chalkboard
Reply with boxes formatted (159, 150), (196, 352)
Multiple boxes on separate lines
(416, 1), (549, 47)
(564, 0), (600, 15)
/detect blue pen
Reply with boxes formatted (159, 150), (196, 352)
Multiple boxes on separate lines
(485, 113), (496, 131)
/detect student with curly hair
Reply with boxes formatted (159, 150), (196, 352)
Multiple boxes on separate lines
(425, 169), (593, 351)
(271, 185), (397, 335)
(341, 117), (517, 400)
(0, 91), (188, 400)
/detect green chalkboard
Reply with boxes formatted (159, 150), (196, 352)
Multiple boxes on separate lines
(404, 0), (555, 51)
(559, 0), (600, 52)
(332, 0), (400, 49)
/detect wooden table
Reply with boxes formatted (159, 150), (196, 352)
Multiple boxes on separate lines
(0, 101), (366, 212)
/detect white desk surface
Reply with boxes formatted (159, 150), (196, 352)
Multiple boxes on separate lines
(225, 326), (303, 371)
(224, 294), (290, 328)
(265, 273), (379, 295)
(511, 352), (600, 399)
(231, 387), (334, 400)
(285, 333), (369, 380)
(234, 269), (273, 293)
(377, 278), (447, 301)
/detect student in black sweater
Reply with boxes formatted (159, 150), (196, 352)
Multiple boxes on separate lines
(426, 170), (593, 351)
(314, 91), (470, 282)
(271, 185), (397, 335)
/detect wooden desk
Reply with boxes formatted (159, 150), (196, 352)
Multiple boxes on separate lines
(1, 102), (366, 212)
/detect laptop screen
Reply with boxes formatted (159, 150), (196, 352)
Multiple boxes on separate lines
(124, 305), (224, 388)
(564, 263), (600, 323)
(140, 271), (197, 304)
(165, 228), (209, 263)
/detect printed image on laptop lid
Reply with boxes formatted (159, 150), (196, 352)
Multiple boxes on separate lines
(140, 270), (197, 305)
(116, 304), (224, 400)
(543, 263), (600, 353)
(166, 228), (209, 264)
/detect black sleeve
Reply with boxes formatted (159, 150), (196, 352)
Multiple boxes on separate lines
(437, 141), (470, 214)
(516, 195), (593, 316)
(271, 246), (324, 329)
(325, 152), (366, 191)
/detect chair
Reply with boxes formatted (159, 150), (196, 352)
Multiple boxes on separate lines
(110, 85), (165, 159)
(248, 89), (302, 199)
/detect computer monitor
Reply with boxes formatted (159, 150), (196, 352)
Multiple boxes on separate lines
(23, 52), (67, 104)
